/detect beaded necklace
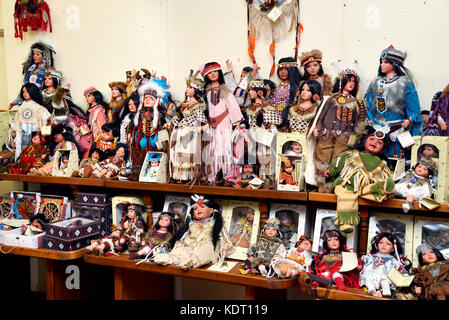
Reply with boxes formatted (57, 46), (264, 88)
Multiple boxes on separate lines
(377, 75), (400, 113)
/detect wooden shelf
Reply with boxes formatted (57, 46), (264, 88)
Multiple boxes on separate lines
(0, 173), (104, 187)
(0, 244), (85, 260)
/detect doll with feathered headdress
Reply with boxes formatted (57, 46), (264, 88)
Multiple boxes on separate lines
(153, 194), (233, 270)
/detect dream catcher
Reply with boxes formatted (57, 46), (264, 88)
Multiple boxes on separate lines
(246, 0), (303, 77)
(0, 197), (12, 219)
(14, 0), (52, 40)
(11, 193), (40, 219)
(39, 196), (66, 222)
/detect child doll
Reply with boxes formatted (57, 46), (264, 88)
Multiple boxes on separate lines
(84, 87), (108, 148)
(21, 213), (48, 236)
(240, 218), (286, 276)
(144, 153), (160, 179)
(392, 159), (436, 213)
(299, 49), (333, 96)
(323, 126), (394, 234)
(128, 211), (178, 260)
(411, 243), (449, 300)
(117, 203), (147, 253)
(309, 229), (362, 291)
(278, 159), (297, 186)
(108, 81), (128, 122)
(16, 131), (49, 174)
(86, 226), (122, 256)
(270, 236), (314, 278)
(97, 143), (128, 179)
(92, 122), (119, 154)
(57, 150), (71, 175)
(234, 163), (259, 189)
(360, 232), (409, 297)
(153, 194), (233, 270)
(71, 148), (105, 178)
(229, 207), (255, 249)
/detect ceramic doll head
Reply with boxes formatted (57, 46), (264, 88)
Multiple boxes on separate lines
(58, 151), (70, 169)
(27, 41), (55, 70)
(242, 164), (255, 175)
(100, 123), (119, 143)
(298, 80), (322, 103)
(109, 82), (127, 101)
(322, 229), (346, 252)
(264, 79), (276, 100)
(113, 143), (129, 161)
(186, 69), (205, 100)
(370, 232), (403, 257)
(279, 213), (295, 231)
(300, 49), (325, 80)
(419, 144), (439, 159)
(421, 110), (430, 128)
(30, 131), (43, 146)
(20, 83), (45, 106)
(248, 79), (267, 102)
(416, 243), (445, 266)
(295, 235), (313, 251)
(89, 148), (105, 161)
(282, 159), (295, 174)
(261, 218), (282, 239)
(84, 88), (108, 111)
(240, 66), (253, 83)
(290, 141), (303, 155)
(29, 213), (48, 231)
(377, 45), (407, 77)
(154, 211), (177, 233)
(356, 126), (391, 165)
(245, 208), (255, 224)
(332, 74), (359, 97)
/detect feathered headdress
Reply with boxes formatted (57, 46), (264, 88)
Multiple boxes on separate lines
(23, 40), (55, 75)
(186, 69), (205, 93)
(137, 77), (171, 129)
(331, 59), (363, 94)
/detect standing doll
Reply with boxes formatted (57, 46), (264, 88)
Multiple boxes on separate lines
(108, 81), (128, 122)
(15, 131), (49, 174)
(270, 236), (314, 278)
(365, 45), (422, 159)
(309, 229), (362, 291)
(84, 87), (108, 153)
(360, 233), (409, 297)
(269, 57), (302, 115)
(411, 243), (449, 300)
(299, 49), (333, 96)
(201, 62), (243, 185)
(153, 194), (233, 270)
(115, 92), (139, 145)
(98, 143), (128, 179)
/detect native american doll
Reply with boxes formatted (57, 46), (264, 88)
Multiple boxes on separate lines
(224, 60), (256, 109)
(278, 159), (296, 186)
(234, 163), (259, 189)
(128, 211), (178, 260)
(325, 127), (394, 234)
(97, 143), (128, 179)
(117, 203), (147, 253)
(108, 81), (127, 122)
(240, 218), (286, 277)
(86, 227), (123, 256)
(91, 122), (118, 156)
(365, 45), (422, 159)
(15, 131), (49, 174)
(360, 232), (409, 297)
(425, 85), (449, 136)
(115, 92), (139, 146)
(125, 69), (141, 97)
(84, 87), (108, 152)
(131, 77), (170, 167)
(412, 243), (449, 300)
(310, 230), (362, 291)
(309, 60), (366, 193)
(270, 235), (314, 278)
(10, 83), (51, 161)
(229, 207), (255, 249)
(392, 159), (436, 213)
(13, 0), (52, 40)
(71, 148), (105, 178)
(169, 70), (208, 184)
(299, 49), (333, 96)
(153, 195), (233, 270)
(269, 58), (302, 114)
(201, 62), (244, 185)
(10, 41), (55, 109)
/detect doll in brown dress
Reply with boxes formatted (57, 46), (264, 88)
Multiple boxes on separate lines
(15, 131), (49, 174)
(97, 143), (128, 179)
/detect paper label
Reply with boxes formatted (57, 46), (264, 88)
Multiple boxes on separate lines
(387, 268), (415, 287)
(255, 127), (274, 146)
(397, 131), (415, 148)
(339, 252), (358, 272)
(268, 6), (282, 22)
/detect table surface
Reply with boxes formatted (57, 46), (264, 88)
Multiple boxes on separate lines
(0, 244), (85, 260)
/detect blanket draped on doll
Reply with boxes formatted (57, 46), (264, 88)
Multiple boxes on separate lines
(412, 261), (449, 300)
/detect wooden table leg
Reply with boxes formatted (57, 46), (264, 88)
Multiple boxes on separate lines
(144, 193), (154, 229)
(359, 206), (369, 255)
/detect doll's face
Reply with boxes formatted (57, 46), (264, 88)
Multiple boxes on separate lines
(207, 70), (219, 82)
(327, 236), (340, 250)
(422, 146), (437, 158)
(364, 135), (384, 154)
(144, 94), (157, 108)
(298, 239), (312, 251)
(31, 219), (43, 230)
(278, 68), (289, 81)
(284, 164), (294, 173)
(112, 229), (121, 237)
(22, 87), (31, 100)
(31, 134), (41, 145)
(54, 133), (64, 143)
(343, 76), (356, 93)
(240, 71), (249, 83)
(150, 160), (159, 167)
(264, 226), (278, 237)
(62, 157), (69, 165)
(421, 114), (429, 127)
(111, 87), (122, 99)
(33, 50), (43, 65)
(91, 151), (100, 160)
(300, 84), (312, 101)
(421, 249), (438, 264)
(127, 208), (136, 219)
(378, 237), (394, 254)
(115, 147), (125, 158)
(249, 89), (258, 100)
(380, 59), (395, 75)
(44, 75), (54, 88)
(291, 142), (302, 154)
(186, 86), (195, 98)
(193, 203), (214, 220)
(242, 164), (254, 174)
(101, 129), (114, 142)
(305, 61), (321, 77)
(128, 100), (137, 113)
(86, 93), (95, 105)
(158, 215), (171, 229)
(280, 217), (293, 228)
(245, 210), (254, 223)
(414, 164), (429, 177)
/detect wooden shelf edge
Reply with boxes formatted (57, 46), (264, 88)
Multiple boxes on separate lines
(0, 245), (85, 260)
(0, 174), (104, 187)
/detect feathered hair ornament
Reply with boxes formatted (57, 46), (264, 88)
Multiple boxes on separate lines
(137, 77), (171, 129)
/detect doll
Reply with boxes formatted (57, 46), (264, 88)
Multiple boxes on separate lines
(153, 194), (233, 270)
(234, 163), (259, 189)
(299, 49), (333, 96)
(10, 83), (52, 161)
(224, 59), (258, 109)
(278, 212), (298, 249)
(365, 45), (422, 159)
(108, 81), (128, 122)
(86, 226), (122, 256)
(201, 62), (244, 185)
(131, 77), (170, 167)
(411, 243), (449, 300)
(323, 126), (394, 234)
(65, 99), (91, 160)
(84, 87), (108, 148)
(309, 229), (362, 291)
(15, 131), (49, 174)
(9, 41), (55, 109)
(125, 69), (142, 97)
(57, 150), (71, 175)
(169, 70), (208, 184)
(240, 218), (286, 276)
(144, 153), (160, 179)
(21, 213), (48, 236)
(115, 92), (139, 145)
(311, 61), (366, 193)
(117, 203), (147, 253)
(392, 159), (436, 213)
(269, 57), (302, 114)
(278, 159), (297, 186)
(98, 143), (128, 179)
(270, 235), (314, 278)
(92, 123), (119, 154)
(128, 211), (178, 260)
(229, 207), (255, 249)
(360, 232), (409, 297)
(71, 148), (105, 178)
(426, 86), (449, 136)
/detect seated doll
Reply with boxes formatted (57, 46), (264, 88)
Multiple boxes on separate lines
(71, 148), (105, 178)
(117, 203), (147, 253)
(411, 243), (449, 300)
(360, 232), (410, 297)
(324, 126), (394, 234)
(270, 235), (314, 278)
(98, 143), (128, 179)
(392, 159), (436, 213)
(240, 218), (287, 277)
(308, 229), (362, 291)
(234, 163), (259, 189)
(229, 207), (255, 249)
(15, 131), (49, 174)
(153, 194), (233, 270)
(92, 122), (119, 154)
(129, 211), (178, 260)
(85, 226), (122, 256)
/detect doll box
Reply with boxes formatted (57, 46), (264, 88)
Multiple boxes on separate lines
(10, 191), (41, 219)
(139, 152), (167, 183)
(44, 217), (100, 242)
(75, 193), (110, 206)
(388, 157), (405, 181)
(111, 195), (146, 229)
(42, 234), (96, 251)
(2, 228), (45, 249)
(161, 194), (191, 226)
(275, 132), (308, 192)
(71, 204), (112, 237)
(410, 136), (449, 202)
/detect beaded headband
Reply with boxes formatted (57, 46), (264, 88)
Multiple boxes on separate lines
(278, 62), (298, 69)
(44, 67), (62, 81)
(201, 63), (222, 77)
(380, 45), (406, 67)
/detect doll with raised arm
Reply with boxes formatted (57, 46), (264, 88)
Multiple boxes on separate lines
(240, 218), (287, 277)
(360, 232), (409, 297)
(108, 81), (128, 122)
(392, 159), (436, 213)
(411, 243), (449, 300)
(224, 59), (258, 109)
(71, 148), (105, 178)
(270, 236), (314, 278)
(97, 143), (128, 179)
(15, 131), (49, 174)
(128, 211), (178, 260)
(309, 229), (362, 291)
(153, 194), (233, 270)
(117, 203), (147, 253)
(299, 49), (333, 96)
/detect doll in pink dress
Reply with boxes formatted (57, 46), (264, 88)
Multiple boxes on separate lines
(83, 87), (108, 154)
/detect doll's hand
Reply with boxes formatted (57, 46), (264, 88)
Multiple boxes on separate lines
(8, 102), (16, 110)
(323, 169), (330, 178)
(225, 59), (232, 71)
(414, 286), (422, 294)
(11, 140), (16, 148)
(401, 118), (410, 128)
(21, 224), (27, 234)
(439, 120), (447, 131)
(313, 128), (319, 137)
(41, 154), (46, 160)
